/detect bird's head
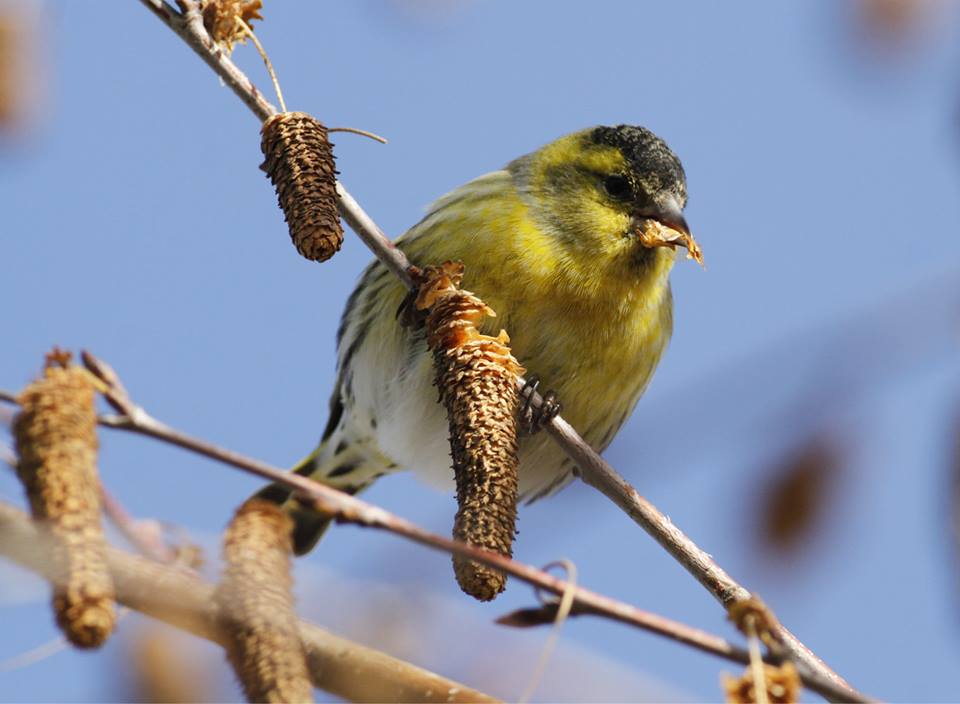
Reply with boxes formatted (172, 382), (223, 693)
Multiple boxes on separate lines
(511, 125), (694, 270)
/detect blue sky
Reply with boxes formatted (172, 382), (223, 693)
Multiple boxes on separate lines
(3, 1), (960, 701)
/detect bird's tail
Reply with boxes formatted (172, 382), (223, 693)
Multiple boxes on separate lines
(250, 441), (376, 556)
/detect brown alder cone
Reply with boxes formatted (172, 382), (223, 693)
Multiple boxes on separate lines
(12, 354), (116, 648)
(214, 499), (313, 703)
(722, 662), (801, 704)
(415, 262), (524, 601)
(260, 112), (343, 262)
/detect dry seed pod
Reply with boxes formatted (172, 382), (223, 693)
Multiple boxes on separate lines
(12, 357), (116, 648)
(636, 217), (705, 266)
(721, 662), (801, 704)
(260, 112), (343, 262)
(416, 262), (524, 601)
(201, 0), (263, 53)
(214, 499), (313, 703)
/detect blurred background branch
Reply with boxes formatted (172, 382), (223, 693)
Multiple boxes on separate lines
(0, 500), (498, 704)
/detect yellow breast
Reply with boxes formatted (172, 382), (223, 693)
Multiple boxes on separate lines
(400, 172), (675, 451)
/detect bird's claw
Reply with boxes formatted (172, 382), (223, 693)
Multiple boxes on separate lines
(518, 375), (562, 435)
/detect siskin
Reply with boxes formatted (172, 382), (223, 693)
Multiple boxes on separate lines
(256, 125), (696, 554)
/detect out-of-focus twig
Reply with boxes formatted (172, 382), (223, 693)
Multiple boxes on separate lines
(135, 4), (866, 699)
(516, 559), (578, 703)
(0, 633), (70, 673)
(0, 439), (15, 469)
(99, 486), (179, 565)
(0, 500), (497, 704)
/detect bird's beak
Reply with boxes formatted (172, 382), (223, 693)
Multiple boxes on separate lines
(637, 196), (690, 242)
(633, 197), (704, 266)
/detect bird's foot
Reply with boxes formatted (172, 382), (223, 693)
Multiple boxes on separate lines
(518, 375), (562, 435)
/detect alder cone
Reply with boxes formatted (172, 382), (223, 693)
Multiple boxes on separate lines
(417, 263), (523, 602)
(439, 337), (520, 601)
(260, 112), (343, 262)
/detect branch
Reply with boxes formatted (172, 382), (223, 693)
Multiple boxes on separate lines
(0, 500), (497, 704)
(99, 486), (180, 564)
(81, 361), (756, 661)
(4, 356), (864, 702)
(134, 4), (865, 700)
(139, 0), (275, 122)
(0, 439), (15, 470)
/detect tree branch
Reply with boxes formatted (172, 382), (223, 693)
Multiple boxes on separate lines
(99, 486), (179, 564)
(1, 356), (867, 702)
(139, 0), (275, 122)
(0, 500), (498, 704)
(81, 360), (760, 661)
(132, 3), (866, 700)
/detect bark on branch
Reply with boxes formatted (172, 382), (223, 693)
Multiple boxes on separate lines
(0, 500), (497, 704)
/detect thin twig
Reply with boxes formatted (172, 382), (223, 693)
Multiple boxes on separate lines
(135, 4), (864, 700)
(328, 126), (389, 144)
(0, 501), (498, 704)
(517, 560), (577, 703)
(0, 440), (15, 470)
(234, 18), (286, 113)
(139, 0), (275, 121)
(87, 383), (744, 657)
(0, 635), (70, 673)
(0, 406), (13, 430)
(99, 486), (179, 564)
(748, 620), (771, 704)
(2, 355), (867, 703)
(93, 402), (860, 701)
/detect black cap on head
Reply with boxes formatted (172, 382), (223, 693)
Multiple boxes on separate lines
(590, 125), (687, 206)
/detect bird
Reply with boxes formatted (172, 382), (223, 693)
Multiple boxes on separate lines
(254, 124), (695, 555)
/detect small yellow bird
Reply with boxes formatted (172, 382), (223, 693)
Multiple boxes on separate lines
(256, 124), (695, 554)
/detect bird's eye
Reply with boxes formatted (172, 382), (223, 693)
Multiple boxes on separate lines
(603, 174), (632, 200)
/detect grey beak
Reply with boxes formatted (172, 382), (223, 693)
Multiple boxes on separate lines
(648, 196), (690, 237)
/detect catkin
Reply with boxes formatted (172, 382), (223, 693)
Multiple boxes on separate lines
(260, 112), (343, 262)
(12, 359), (116, 648)
(214, 499), (313, 704)
(416, 262), (523, 602)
